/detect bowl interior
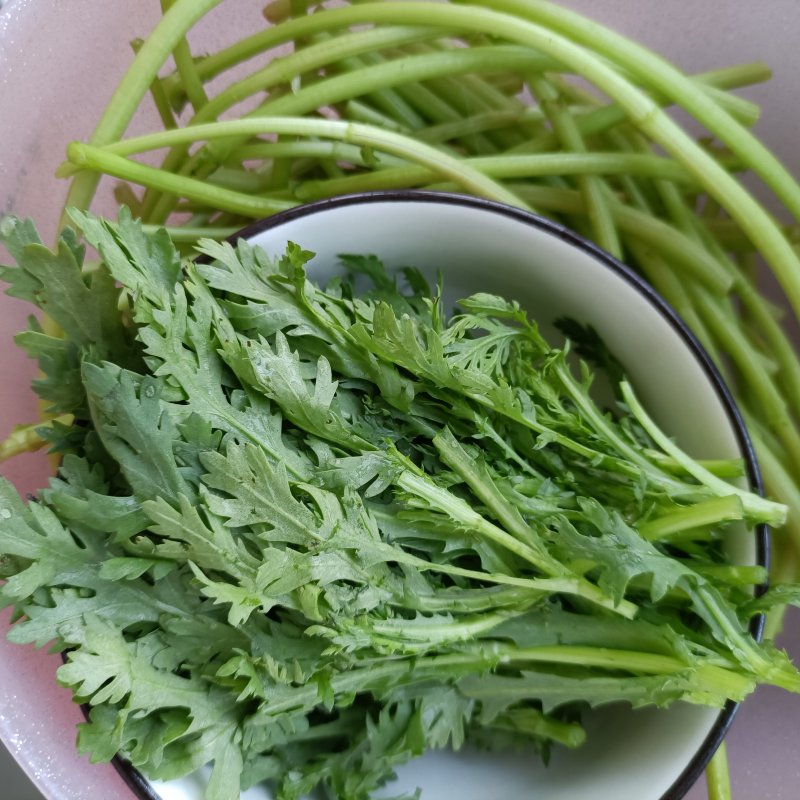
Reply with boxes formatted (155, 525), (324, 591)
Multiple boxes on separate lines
(149, 193), (755, 800)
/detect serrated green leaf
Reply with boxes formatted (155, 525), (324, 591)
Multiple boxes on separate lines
(220, 331), (373, 452)
(201, 443), (318, 541)
(69, 207), (180, 304)
(83, 363), (192, 501)
(0, 480), (99, 605)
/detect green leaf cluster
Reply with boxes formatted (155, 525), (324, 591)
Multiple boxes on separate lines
(0, 213), (794, 799)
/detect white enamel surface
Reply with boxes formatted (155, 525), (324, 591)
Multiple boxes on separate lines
(151, 773), (270, 800)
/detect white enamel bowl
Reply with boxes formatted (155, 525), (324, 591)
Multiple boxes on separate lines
(123, 190), (765, 800)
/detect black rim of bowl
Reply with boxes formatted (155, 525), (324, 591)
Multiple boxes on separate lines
(104, 189), (768, 800)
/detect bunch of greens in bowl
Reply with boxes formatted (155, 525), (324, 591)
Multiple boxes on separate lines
(5, 0), (800, 797)
(0, 205), (795, 799)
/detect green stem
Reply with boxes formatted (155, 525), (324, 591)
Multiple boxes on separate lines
(231, 43), (555, 134)
(692, 584), (800, 691)
(234, 139), (408, 168)
(646, 454), (744, 480)
(68, 117), (527, 208)
(336, 1), (800, 317)
(0, 415), (74, 462)
(345, 99), (411, 132)
(608, 126), (800, 437)
(695, 61), (772, 90)
(325, 51), (427, 132)
(529, 75), (622, 258)
(67, 144), (295, 218)
(416, 106), (545, 144)
(143, 25), (447, 220)
(395, 468), (563, 573)
(484, 708), (586, 749)
(500, 645), (690, 675)
(702, 232), (800, 420)
(394, 39), (531, 151)
(743, 414), (800, 558)
(195, 26), (454, 125)
(704, 220), (800, 252)
(640, 495), (745, 542)
(690, 284), (800, 476)
(130, 38), (177, 131)
(693, 565), (767, 588)
(160, 0), (209, 113)
(627, 242), (726, 370)
(698, 85), (761, 127)
(366, 512), (637, 607)
(368, 610), (517, 649)
(296, 150), (697, 199)
(347, 45), (500, 154)
(159, 3), (345, 105)
(620, 381), (787, 527)
(432, 427), (548, 552)
(554, 53), (765, 127)
(472, 0), (800, 219)
(706, 743), (733, 800)
(394, 468), (637, 618)
(552, 360), (689, 487)
(140, 224), (239, 242)
(61, 0), (226, 219)
(397, 585), (538, 614)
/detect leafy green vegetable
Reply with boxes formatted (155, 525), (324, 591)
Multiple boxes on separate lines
(4, 2), (800, 795)
(32, 2), (800, 655)
(0, 213), (795, 799)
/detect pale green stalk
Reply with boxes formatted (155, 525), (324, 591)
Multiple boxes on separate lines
(500, 646), (693, 675)
(67, 117), (526, 208)
(140, 224), (239, 242)
(234, 139), (408, 167)
(344, 100), (410, 132)
(294, 151), (697, 200)
(706, 743), (733, 800)
(0, 415), (74, 462)
(160, 0), (208, 113)
(465, 0), (800, 217)
(340, 1), (800, 316)
(690, 220), (800, 417)
(621, 381), (787, 527)
(130, 38), (177, 131)
(690, 284), (800, 476)
(625, 241), (725, 370)
(345, 45), (500, 154)
(528, 75), (622, 258)
(140, 25), (449, 219)
(67, 145), (295, 218)
(193, 26), (453, 125)
(744, 415), (800, 558)
(639, 496), (744, 542)
(415, 107), (546, 144)
(695, 62), (772, 90)
(61, 0), (226, 219)
(146, 42), (554, 222)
